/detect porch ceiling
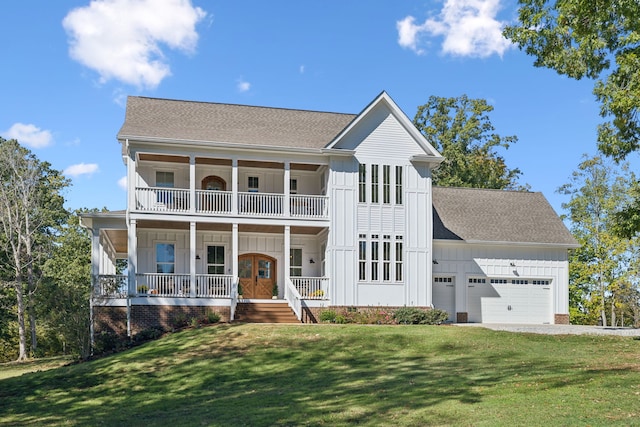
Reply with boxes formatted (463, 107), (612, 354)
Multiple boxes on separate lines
(104, 229), (128, 253)
(136, 220), (324, 235)
(137, 153), (321, 171)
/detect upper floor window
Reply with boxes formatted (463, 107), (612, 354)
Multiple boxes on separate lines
(358, 235), (367, 281)
(358, 164), (366, 203)
(371, 165), (379, 203)
(156, 171), (174, 188)
(383, 165), (391, 204)
(156, 243), (175, 274)
(395, 166), (403, 205)
(248, 176), (259, 192)
(290, 178), (298, 194)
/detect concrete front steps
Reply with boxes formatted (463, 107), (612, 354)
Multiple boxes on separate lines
(234, 301), (300, 323)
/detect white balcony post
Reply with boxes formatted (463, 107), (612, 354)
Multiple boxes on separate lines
(127, 219), (137, 296)
(127, 146), (136, 210)
(232, 158), (238, 215)
(232, 223), (239, 284)
(190, 221), (197, 297)
(189, 155), (196, 214)
(284, 161), (290, 218)
(284, 225), (290, 291)
(91, 228), (100, 287)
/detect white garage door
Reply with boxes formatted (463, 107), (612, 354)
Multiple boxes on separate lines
(467, 278), (552, 324)
(433, 277), (455, 322)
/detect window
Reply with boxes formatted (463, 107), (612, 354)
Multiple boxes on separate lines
(434, 277), (452, 283)
(395, 166), (403, 205)
(533, 280), (551, 285)
(156, 171), (174, 188)
(371, 240), (379, 281)
(248, 176), (259, 192)
(383, 165), (391, 204)
(383, 239), (391, 281)
(512, 279), (529, 285)
(490, 278), (508, 284)
(371, 165), (379, 203)
(395, 239), (403, 281)
(290, 179), (298, 194)
(290, 248), (302, 277)
(358, 235), (367, 281)
(320, 243), (326, 276)
(468, 278), (486, 284)
(358, 164), (366, 202)
(207, 246), (225, 275)
(156, 243), (175, 274)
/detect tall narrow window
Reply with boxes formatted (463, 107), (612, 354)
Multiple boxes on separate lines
(383, 238), (391, 281)
(248, 176), (259, 192)
(395, 166), (403, 205)
(156, 171), (174, 204)
(371, 238), (379, 281)
(320, 243), (326, 276)
(383, 165), (391, 204)
(290, 248), (302, 277)
(156, 243), (175, 274)
(358, 235), (367, 281)
(358, 164), (366, 202)
(395, 237), (403, 281)
(371, 165), (379, 203)
(207, 246), (225, 274)
(290, 178), (298, 194)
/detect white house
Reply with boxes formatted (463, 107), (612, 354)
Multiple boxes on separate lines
(80, 91), (578, 336)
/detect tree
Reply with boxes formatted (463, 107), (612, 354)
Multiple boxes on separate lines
(559, 155), (639, 326)
(504, 0), (640, 162)
(0, 138), (69, 360)
(40, 210), (93, 359)
(413, 95), (525, 189)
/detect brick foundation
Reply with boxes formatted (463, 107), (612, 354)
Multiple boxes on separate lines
(94, 305), (231, 336)
(456, 312), (468, 323)
(554, 313), (570, 325)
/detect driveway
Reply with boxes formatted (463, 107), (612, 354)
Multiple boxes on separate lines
(455, 323), (640, 336)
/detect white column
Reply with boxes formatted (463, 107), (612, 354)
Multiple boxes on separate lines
(128, 219), (137, 295)
(91, 228), (100, 284)
(284, 226), (291, 291)
(284, 161), (290, 218)
(232, 158), (238, 215)
(127, 146), (136, 210)
(190, 221), (197, 297)
(232, 223), (239, 283)
(189, 155), (196, 214)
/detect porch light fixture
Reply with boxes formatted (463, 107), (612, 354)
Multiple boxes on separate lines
(196, 255), (201, 260)
(309, 258), (315, 264)
(433, 259), (438, 265)
(509, 262), (516, 267)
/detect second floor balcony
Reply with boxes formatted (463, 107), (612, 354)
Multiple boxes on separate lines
(135, 187), (329, 219)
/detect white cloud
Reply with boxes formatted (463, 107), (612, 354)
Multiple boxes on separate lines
(62, 0), (207, 89)
(299, 65), (305, 74)
(118, 175), (127, 190)
(237, 78), (251, 93)
(397, 0), (512, 58)
(64, 163), (99, 178)
(3, 123), (53, 148)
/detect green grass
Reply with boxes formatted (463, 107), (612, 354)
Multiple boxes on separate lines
(1, 324), (639, 426)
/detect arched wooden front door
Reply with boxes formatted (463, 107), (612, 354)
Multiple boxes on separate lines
(238, 254), (276, 299)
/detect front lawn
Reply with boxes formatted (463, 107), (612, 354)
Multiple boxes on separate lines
(1, 324), (639, 426)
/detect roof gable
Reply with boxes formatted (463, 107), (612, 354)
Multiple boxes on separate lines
(118, 96), (356, 149)
(326, 91), (442, 160)
(432, 187), (578, 247)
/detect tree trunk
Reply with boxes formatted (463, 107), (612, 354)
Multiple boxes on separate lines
(610, 299), (616, 328)
(15, 279), (27, 361)
(27, 256), (37, 356)
(600, 309), (607, 327)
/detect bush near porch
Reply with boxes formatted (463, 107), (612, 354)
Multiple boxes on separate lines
(318, 306), (449, 325)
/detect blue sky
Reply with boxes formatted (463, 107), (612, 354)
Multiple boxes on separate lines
(0, 0), (621, 216)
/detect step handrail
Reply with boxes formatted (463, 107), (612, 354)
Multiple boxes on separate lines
(284, 278), (303, 321)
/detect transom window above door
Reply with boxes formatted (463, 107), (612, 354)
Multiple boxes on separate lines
(202, 176), (226, 191)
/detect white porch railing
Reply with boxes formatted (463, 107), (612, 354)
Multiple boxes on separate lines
(136, 187), (190, 213)
(196, 190), (232, 214)
(290, 195), (328, 218)
(136, 273), (191, 297)
(196, 274), (233, 297)
(94, 275), (128, 297)
(238, 192), (284, 216)
(285, 278), (302, 321)
(230, 278), (239, 321)
(291, 276), (329, 300)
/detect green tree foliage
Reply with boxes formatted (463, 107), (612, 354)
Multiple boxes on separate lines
(413, 95), (525, 189)
(0, 138), (69, 360)
(504, 0), (640, 162)
(40, 210), (94, 359)
(559, 155), (640, 326)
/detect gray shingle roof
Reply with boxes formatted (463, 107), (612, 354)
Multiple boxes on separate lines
(118, 96), (357, 149)
(432, 187), (578, 246)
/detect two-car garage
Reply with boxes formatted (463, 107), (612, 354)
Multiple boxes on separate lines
(433, 277), (554, 324)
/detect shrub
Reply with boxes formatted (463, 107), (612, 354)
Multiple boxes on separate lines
(133, 327), (164, 343)
(423, 309), (449, 325)
(93, 331), (128, 355)
(319, 309), (337, 323)
(394, 307), (449, 325)
(206, 311), (221, 324)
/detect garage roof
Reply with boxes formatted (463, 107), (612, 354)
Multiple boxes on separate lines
(432, 187), (578, 246)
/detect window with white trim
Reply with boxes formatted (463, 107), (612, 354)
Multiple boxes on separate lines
(395, 237), (403, 281)
(358, 164), (366, 202)
(533, 280), (551, 285)
(383, 165), (391, 204)
(371, 165), (379, 203)
(248, 176), (259, 192)
(395, 166), (403, 205)
(290, 248), (302, 277)
(156, 243), (175, 274)
(383, 236), (391, 281)
(435, 277), (452, 283)
(358, 234), (367, 281)
(468, 278), (486, 284)
(207, 246), (225, 275)
(371, 234), (379, 281)
(290, 178), (298, 194)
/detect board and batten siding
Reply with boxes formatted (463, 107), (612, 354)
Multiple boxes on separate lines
(432, 242), (570, 318)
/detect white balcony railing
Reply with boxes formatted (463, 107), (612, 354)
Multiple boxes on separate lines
(196, 190), (232, 214)
(196, 274), (234, 297)
(136, 187), (190, 213)
(285, 278), (302, 321)
(134, 187), (329, 219)
(94, 275), (128, 297)
(291, 276), (329, 300)
(136, 273), (191, 297)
